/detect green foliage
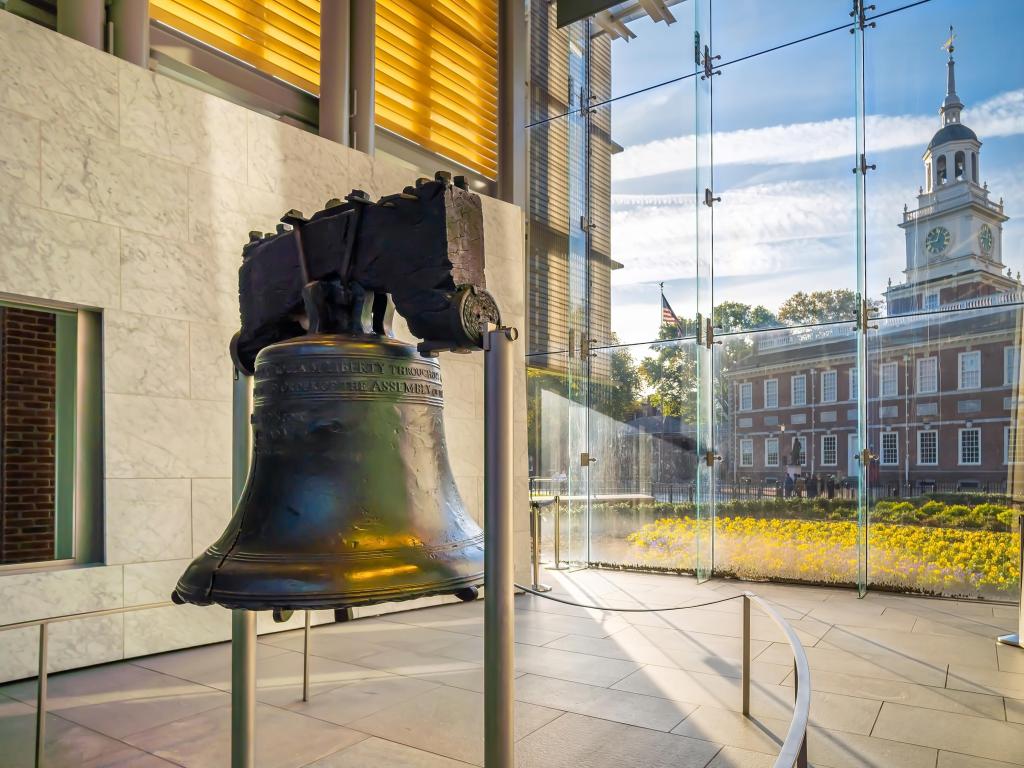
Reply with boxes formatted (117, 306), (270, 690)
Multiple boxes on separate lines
(777, 289), (865, 325)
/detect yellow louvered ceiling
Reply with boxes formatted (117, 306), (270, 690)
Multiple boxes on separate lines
(149, 0), (499, 178)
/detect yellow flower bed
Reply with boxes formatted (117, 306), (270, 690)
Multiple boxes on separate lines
(626, 516), (1020, 597)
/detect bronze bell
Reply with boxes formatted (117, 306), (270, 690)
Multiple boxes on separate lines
(172, 332), (484, 611)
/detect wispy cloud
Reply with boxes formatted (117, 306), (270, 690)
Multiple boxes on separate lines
(611, 89), (1024, 181)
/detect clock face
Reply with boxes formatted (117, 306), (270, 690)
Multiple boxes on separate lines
(979, 224), (994, 255)
(925, 226), (951, 255)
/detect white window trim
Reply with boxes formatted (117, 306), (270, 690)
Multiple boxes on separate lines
(821, 370), (837, 403)
(916, 356), (938, 395)
(1004, 346), (1019, 387)
(849, 367), (858, 401)
(923, 291), (939, 310)
(1004, 426), (1023, 466)
(791, 374), (806, 407)
(821, 434), (837, 466)
(794, 436), (807, 466)
(958, 350), (981, 391)
(880, 431), (899, 466)
(739, 439), (754, 468)
(917, 429), (938, 466)
(765, 437), (779, 467)
(764, 378), (779, 409)
(879, 361), (898, 398)
(739, 382), (752, 411)
(958, 427), (982, 466)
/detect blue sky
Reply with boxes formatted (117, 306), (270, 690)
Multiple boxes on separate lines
(592, 0), (1024, 347)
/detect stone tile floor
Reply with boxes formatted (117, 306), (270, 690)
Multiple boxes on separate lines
(1, 569), (1022, 767)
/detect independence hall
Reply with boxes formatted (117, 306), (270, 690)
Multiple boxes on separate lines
(724, 50), (1020, 495)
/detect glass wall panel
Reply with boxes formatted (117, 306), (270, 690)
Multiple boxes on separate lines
(588, 338), (700, 570)
(866, 307), (1023, 599)
(710, 323), (863, 588)
(711, 26), (858, 333)
(712, 0), (853, 64)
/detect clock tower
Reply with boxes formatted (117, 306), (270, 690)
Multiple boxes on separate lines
(886, 30), (1013, 316)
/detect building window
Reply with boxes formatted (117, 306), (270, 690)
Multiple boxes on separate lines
(791, 436), (807, 466)
(881, 431), (899, 466)
(1004, 427), (1020, 465)
(821, 370), (837, 403)
(0, 305), (78, 565)
(917, 430), (938, 465)
(791, 374), (806, 407)
(849, 367), (858, 401)
(923, 292), (939, 310)
(958, 351), (981, 390)
(958, 428), (981, 465)
(765, 438), (779, 467)
(1004, 346), (1019, 387)
(739, 383), (752, 411)
(821, 434), (837, 466)
(764, 379), (778, 409)
(880, 362), (899, 398)
(916, 356), (938, 394)
(740, 439), (753, 467)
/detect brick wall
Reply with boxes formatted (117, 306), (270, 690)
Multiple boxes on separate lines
(0, 308), (57, 564)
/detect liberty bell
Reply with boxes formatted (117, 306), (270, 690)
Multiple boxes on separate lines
(172, 174), (500, 611)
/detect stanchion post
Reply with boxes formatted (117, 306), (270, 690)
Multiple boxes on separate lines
(553, 496), (561, 567)
(230, 369), (256, 768)
(997, 514), (1023, 649)
(741, 594), (750, 716)
(302, 610), (311, 702)
(35, 623), (47, 768)
(530, 502), (551, 592)
(483, 325), (517, 768)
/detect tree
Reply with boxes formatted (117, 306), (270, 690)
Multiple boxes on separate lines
(605, 344), (642, 422)
(712, 301), (777, 333)
(777, 290), (860, 325)
(639, 323), (698, 421)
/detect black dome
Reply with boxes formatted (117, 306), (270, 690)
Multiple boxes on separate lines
(928, 123), (979, 150)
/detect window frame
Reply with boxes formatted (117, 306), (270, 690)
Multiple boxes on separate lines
(879, 361), (899, 398)
(790, 374), (806, 407)
(958, 427), (982, 466)
(765, 437), (779, 467)
(739, 438), (754, 468)
(849, 367), (858, 401)
(821, 434), (837, 466)
(1004, 346), (1019, 387)
(880, 430), (899, 466)
(916, 356), (938, 395)
(821, 370), (837, 404)
(764, 378), (779, 409)
(958, 350), (981, 390)
(917, 429), (938, 466)
(739, 382), (753, 411)
(793, 435), (807, 466)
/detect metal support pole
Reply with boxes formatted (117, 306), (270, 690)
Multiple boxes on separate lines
(230, 369), (256, 767)
(997, 514), (1024, 648)
(741, 594), (751, 716)
(57, 0), (105, 49)
(108, 0), (149, 67)
(795, 658), (808, 768)
(484, 325), (518, 768)
(530, 503), (551, 592)
(35, 623), (47, 768)
(350, 0), (375, 154)
(319, 0), (351, 144)
(302, 611), (311, 702)
(231, 610), (256, 768)
(549, 496), (569, 570)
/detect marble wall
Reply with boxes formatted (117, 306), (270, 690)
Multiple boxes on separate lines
(0, 11), (528, 683)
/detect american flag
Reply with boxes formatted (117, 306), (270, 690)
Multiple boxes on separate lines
(661, 293), (682, 330)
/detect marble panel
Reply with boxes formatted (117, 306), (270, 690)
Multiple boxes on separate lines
(0, 201), (119, 309)
(119, 62), (247, 183)
(480, 196), (525, 321)
(0, 565), (122, 625)
(191, 477), (232, 556)
(124, 604), (231, 658)
(41, 124), (188, 240)
(189, 322), (236, 401)
(105, 479), (192, 564)
(104, 310), (189, 398)
(0, 615), (123, 682)
(121, 228), (237, 325)
(247, 111), (352, 204)
(105, 393), (231, 478)
(0, 108), (40, 205)
(0, 11), (118, 141)
(445, 415), (484, 479)
(347, 151), (418, 201)
(124, 559), (191, 606)
(188, 167), (311, 254)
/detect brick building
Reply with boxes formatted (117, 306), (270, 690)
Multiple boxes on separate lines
(724, 49), (1020, 494)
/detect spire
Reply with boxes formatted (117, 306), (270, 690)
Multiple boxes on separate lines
(940, 26), (963, 125)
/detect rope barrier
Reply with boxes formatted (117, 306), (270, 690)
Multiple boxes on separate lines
(514, 583), (745, 612)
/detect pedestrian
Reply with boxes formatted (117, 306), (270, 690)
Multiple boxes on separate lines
(784, 474), (794, 498)
(807, 474), (818, 498)
(826, 475), (836, 499)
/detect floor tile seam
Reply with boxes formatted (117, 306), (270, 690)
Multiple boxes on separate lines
(877, 699), (1024, 731)
(865, 727), (1022, 765)
(697, 743), (726, 768)
(294, 732), (375, 768)
(534, 640), (754, 672)
(515, 669), (702, 718)
(938, 749), (1024, 768)
(297, 736), (481, 768)
(45, 708), (186, 767)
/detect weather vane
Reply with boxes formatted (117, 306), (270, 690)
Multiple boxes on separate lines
(942, 25), (956, 57)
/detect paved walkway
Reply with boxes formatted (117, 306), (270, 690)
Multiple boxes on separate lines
(0, 570), (1022, 767)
